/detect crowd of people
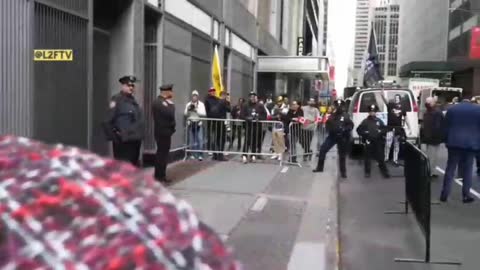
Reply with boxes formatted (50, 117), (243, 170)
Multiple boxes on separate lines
(103, 75), (480, 204)
(184, 89), (336, 164)
(423, 96), (480, 203)
(102, 75), (337, 183)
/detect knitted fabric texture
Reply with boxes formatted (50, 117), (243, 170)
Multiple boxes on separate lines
(0, 136), (240, 270)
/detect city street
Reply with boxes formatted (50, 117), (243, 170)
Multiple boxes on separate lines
(159, 144), (480, 270)
(340, 145), (480, 270)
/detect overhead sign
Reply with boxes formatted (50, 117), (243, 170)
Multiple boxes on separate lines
(408, 78), (440, 97)
(470, 27), (480, 59)
(297, 37), (304, 56)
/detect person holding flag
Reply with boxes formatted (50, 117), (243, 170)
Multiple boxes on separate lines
(211, 45), (224, 97)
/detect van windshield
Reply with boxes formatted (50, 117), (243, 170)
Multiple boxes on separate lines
(433, 90), (461, 105)
(385, 91), (412, 111)
(359, 90), (412, 112)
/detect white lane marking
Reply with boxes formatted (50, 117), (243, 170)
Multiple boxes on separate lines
(250, 196), (268, 212)
(435, 167), (480, 199)
(281, 167), (289, 173)
(454, 179), (480, 199)
(435, 166), (445, 174)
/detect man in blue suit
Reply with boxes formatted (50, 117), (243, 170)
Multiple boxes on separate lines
(441, 99), (480, 203)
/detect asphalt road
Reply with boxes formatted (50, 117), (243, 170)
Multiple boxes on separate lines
(339, 146), (480, 270)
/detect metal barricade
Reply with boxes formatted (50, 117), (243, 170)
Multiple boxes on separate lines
(184, 118), (285, 163)
(287, 121), (327, 166)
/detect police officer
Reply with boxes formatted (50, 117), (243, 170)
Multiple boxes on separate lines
(241, 92), (267, 163)
(313, 99), (353, 178)
(356, 104), (390, 178)
(152, 84), (176, 183)
(102, 75), (145, 166)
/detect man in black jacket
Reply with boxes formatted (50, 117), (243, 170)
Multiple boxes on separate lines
(204, 88), (231, 161)
(241, 92), (267, 163)
(152, 84), (176, 183)
(313, 99), (353, 178)
(357, 104), (390, 178)
(103, 75), (145, 166)
(422, 97), (444, 177)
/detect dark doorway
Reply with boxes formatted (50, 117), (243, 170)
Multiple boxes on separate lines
(91, 0), (132, 155)
(144, 7), (161, 153)
(91, 29), (111, 155)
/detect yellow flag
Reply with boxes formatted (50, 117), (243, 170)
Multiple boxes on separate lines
(211, 46), (224, 97)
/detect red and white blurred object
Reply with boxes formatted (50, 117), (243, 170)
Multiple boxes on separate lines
(329, 66), (335, 81)
(470, 26), (480, 59)
(331, 89), (337, 100)
(0, 135), (241, 270)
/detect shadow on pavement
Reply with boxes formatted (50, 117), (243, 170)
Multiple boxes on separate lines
(339, 158), (480, 270)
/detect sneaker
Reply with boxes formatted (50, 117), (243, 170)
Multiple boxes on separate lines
(242, 156), (248, 164)
(190, 156), (196, 160)
(463, 197), (475, 204)
(251, 156), (256, 163)
(277, 154), (283, 161)
(198, 156), (203, 161)
(270, 155), (278, 160)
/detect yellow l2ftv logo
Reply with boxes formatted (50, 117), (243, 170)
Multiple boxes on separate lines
(33, 49), (73, 61)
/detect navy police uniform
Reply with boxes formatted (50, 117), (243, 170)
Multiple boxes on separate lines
(240, 92), (268, 160)
(102, 75), (145, 166)
(314, 100), (353, 178)
(356, 104), (390, 178)
(152, 84), (176, 183)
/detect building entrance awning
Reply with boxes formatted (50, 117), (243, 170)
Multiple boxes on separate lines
(257, 56), (330, 80)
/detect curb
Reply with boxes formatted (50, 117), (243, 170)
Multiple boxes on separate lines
(325, 155), (341, 270)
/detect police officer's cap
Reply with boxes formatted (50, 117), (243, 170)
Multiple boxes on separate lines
(119, 75), (138, 84)
(159, 84), (174, 91)
(334, 99), (346, 107)
(368, 104), (379, 112)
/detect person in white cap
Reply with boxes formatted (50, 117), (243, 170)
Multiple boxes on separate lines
(185, 90), (207, 160)
(421, 96), (444, 177)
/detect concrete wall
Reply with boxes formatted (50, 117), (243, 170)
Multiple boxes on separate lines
(258, 27), (289, 55)
(190, 0), (223, 18)
(398, 0), (449, 70)
(162, 15), (213, 149)
(109, 3), (135, 97)
(224, 0), (258, 45)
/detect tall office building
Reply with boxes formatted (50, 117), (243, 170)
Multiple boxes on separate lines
(397, 0), (449, 84)
(0, 0), (289, 156)
(448, 0), (480, 96)
(352, 0), (373, 86)
(372, 4), (400, 80)
(321, 0), (329, 55)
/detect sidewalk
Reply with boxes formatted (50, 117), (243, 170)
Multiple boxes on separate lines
(168, 155), (340, 270)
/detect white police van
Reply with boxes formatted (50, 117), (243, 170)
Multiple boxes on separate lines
(348, 87), (419, 145)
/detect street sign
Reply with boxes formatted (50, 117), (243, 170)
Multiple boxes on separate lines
(297, 37), (304, 56)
